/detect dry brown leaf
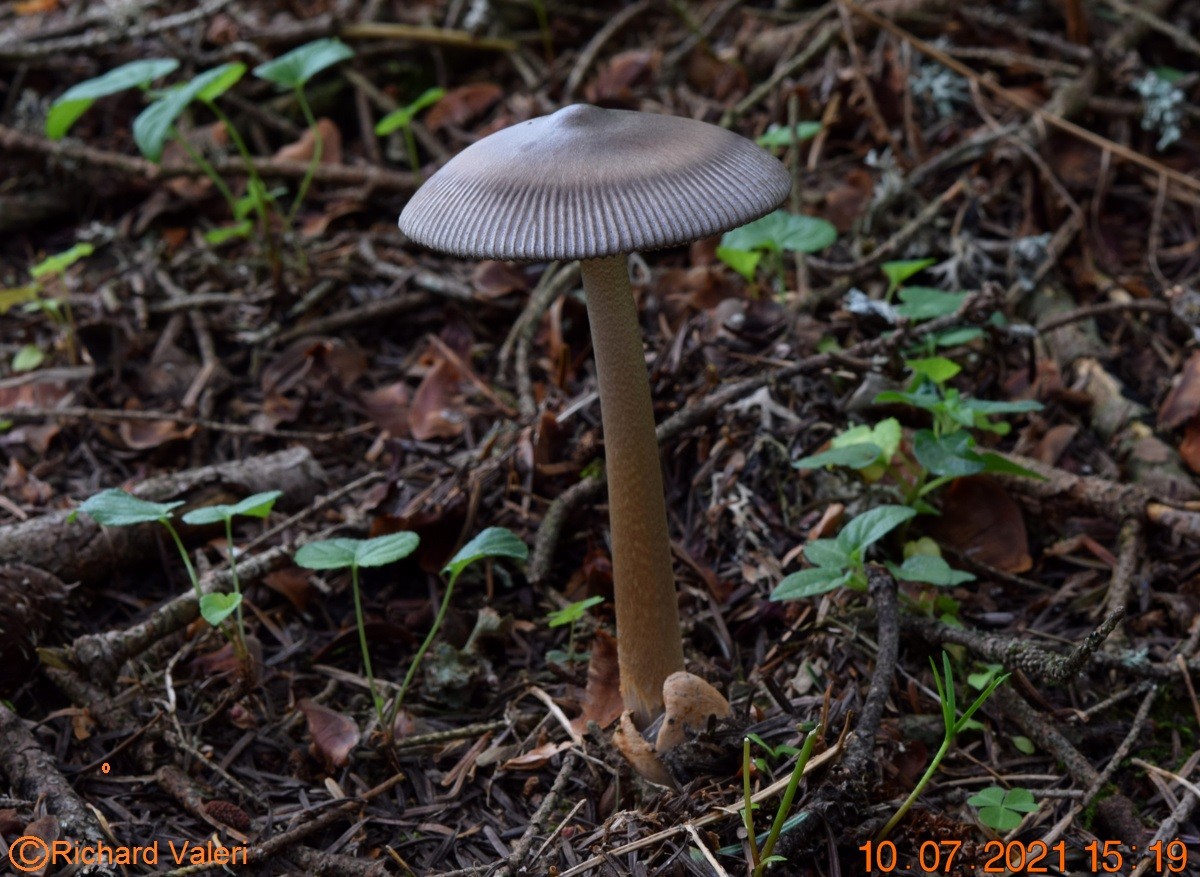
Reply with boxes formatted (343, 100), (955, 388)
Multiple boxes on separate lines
(409, 357), (466, 441)
(1029, 424), (1078, 466)
(117, 416), (197, 450)
(360, 381), (412, 437)
(263, 567), (313, 612)
(1180, 418), (1200, 474)
(273, 118), (343, 165)
(472, 260), (528, 299)
(20, 814), (59, 875)
(297, 698), (360, 768)
(499, 740), (572, 771)
(15, 0), (58, 14)
(425, 83), (503, 132)
(586, 49), (661, 104)
(1159, 351), (1200, 430)
(929, 476), (1032, 573)
(571, 630), (622, 733)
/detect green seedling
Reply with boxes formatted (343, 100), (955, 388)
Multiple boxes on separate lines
(375, 87), (445, 175)
(181, 490), (282, 649)
(545, 594), (603, 665)
(3, 242), (95, 371)
(735, 726), (822, 875)
(771, 504), (969, 601)
(254, 38), (355, 223)
(294, 531), (421, 727)
(968, 786), (1038, 832)
(877, 653), (1009, 840)
(46, 58), (179, 139)
(793, 417), (903, 482)
(756, 121), (821, 149)
(77, 488), (275, 666)
(717, 209), (837, 291)
(881, 257), (936, 297)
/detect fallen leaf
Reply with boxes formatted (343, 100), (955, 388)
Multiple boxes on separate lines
(263, 567), (313, 612)
(360, 381), (412, 437)
(612, 711), (674, 787)
(274, 118), (343, 165)
(1029, 424), (1077, 466)
(425, 83), (503, 132)
(499, 740), (572, 771)
(297, 698), (360, 768)
(571, 630), (622, 733)
(1158, 351), (1200, 430)
(929, 476), (1032, 573)
(472, 260), (528, 299)
(117, 415), (197, 450)
(1180, 418), (1200, 474)
(409, 357), (467, 441)
(586, 49), (661, 104)
(684, 48), (746, 101)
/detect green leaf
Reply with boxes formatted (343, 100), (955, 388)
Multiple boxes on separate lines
(1012, 735), (1035, 754)
(913, 430), (985, 477)
(30, 243), (95, 280)
(199, 591), (242, 627)
(836, 505), (917, 554)
(721, 210), (837, 255)
(443, 527), (528, 579)
(894, 286), (969, 321)
(0, 284), (40, 315)
(374, 86), (445, 135)
(907, 356), (961, 385)
(976, 452), (1046, 480)
(887, 554), (975, 586)
(933, 326), (985, 347)
(203, 221), (254, 246)
(195, 62), (246, 103)
(79, 488), (182, 526)
(546, 595), (604, 628)
(803, 538), (851, 570)
(253, 38), (354, 89)
(756, 122), (821, 147)
(294, 538), (361, 570)
(12, 345), (45, 372)
(968, 786), (1038, 831)
(715, 246), (762, 281)
(961, 397), (1043, 416)
(771, 567), (853, 601)
(793, 442), (882, 470)
(355, 532), (420, 568)
(47, 58), (179, 139)
(881, 258), (936, 290)
(181, 490), (282, 525)
(133, 63), (246, 161)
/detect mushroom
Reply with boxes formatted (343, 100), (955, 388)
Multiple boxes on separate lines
(399, 104), (789, 726)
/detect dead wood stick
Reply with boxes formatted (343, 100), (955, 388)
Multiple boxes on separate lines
(0, 703), (121, 877)
(0, 447), (325, 587)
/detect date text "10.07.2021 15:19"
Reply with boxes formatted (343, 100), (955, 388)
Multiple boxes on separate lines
(858, 838), (1189, 873)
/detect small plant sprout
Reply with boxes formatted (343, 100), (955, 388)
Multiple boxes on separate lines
(46, 58), (179, 139)
(877, 653), (1009, 841)
(545, 594), (604, 664)
(374, 87), (445, 175)
(294, 531), (421, 727)
(881, 257), (936, 298)
(181, 490), (282, 647)
(388, 527), (528, 720)
(739, 725), (822, 875)
(716, 209), (837, 293)
(3, 242), (95, 371)
(968, 786), (1038, 832)
(755, 121), (821, 150)
(77, 489), (277, 664)
(253, 38), (355, 223)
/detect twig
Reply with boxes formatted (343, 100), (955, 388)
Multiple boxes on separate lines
(1036, 298), (1172, 333)
(497, 752), (578, 875)
(563, 1), (652, 99)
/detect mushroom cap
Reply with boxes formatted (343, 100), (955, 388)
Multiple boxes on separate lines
(398, 104), (791, 261)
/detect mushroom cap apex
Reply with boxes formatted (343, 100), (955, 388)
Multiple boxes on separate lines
(398, 104), (791, 261)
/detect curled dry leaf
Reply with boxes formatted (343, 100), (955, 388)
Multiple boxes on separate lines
(297, 698), (360, 768)
(585, 49), (661, 104)
(571, 629), (623, 734)
(360, 380), (411, 437)
(1159, 351), (1200, 431)
(425, 82), (503, 132)
(263, 567), (313, 612)
(655, 671), (731, 753)
(274, 118), (343, 166)
(117, 416), (197, 450)
(929, 475), (1032, 573)
(472, 260), (528, 299)
(612, 711), (675, 788)
(409, 357), (467, 441)
(499, 740), (572, 772)
(1180, 419), (1200, 474)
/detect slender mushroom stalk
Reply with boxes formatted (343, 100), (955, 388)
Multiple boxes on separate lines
(398, 104), (789, 727)
(580, 254), (684, 724)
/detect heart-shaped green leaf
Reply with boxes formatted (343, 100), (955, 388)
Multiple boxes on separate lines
(253, 38), (354, 89)
(183, 490), (283, 525)
(199, 591), (242, 627)
(294, 538), (361, 570)
(837, 505), (917, 554)
(47, 58), (179, 139)
(443, 527), (527, 580)
(355, 532), (420, 568)
(79, 489), (182, 526)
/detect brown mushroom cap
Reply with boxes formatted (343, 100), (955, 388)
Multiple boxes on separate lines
(398, 104), (791, 261)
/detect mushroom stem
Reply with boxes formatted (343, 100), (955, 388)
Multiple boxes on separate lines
(579, 254), (685, 726)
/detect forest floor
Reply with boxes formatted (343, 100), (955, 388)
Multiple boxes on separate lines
(2, 0), (1200, 875)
